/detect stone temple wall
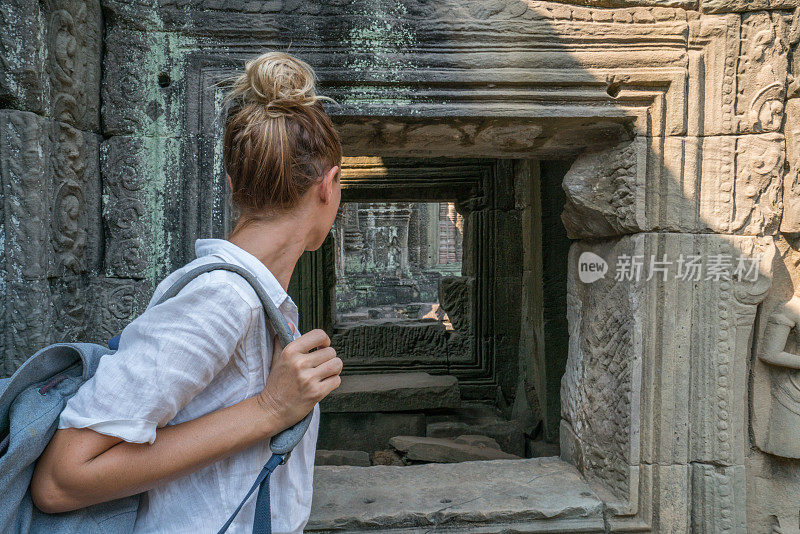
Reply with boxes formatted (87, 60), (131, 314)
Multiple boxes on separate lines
(2, 0), (800, 532)
(0, 0), (106, 376)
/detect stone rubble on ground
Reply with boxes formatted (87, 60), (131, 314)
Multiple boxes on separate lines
(370, 449), (405, 466)
(389, 435), (521, 463)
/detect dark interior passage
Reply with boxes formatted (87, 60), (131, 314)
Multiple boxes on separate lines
(288, 158), (572, 466)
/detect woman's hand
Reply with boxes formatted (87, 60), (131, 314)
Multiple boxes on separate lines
(31, 327), (342, 515)
(257, 328), (343, 431)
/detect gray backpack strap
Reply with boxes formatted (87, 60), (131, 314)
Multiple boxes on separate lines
(155, 262), (314, 455)
(154, 262), (293, 348)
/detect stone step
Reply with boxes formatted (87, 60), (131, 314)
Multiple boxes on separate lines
(320, 372), (460, 413)
(308, 458), (605, 532)
(389, 435), (521, 463)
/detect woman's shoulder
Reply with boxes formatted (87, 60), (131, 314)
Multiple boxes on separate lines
(150, 257), (263, 312)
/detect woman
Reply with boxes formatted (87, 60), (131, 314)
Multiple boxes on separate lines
(30, 51), (344, 533)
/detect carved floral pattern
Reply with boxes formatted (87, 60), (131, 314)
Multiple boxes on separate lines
(736, 11), (789, 133)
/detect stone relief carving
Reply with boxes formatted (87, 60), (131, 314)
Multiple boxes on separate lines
(783, 10), (800, 233)
(561, 139), (642, 239)
(730, 134), (785, 233)
(45, 0), (102, 130)
(4, 280), (54, 376)
(700, 133), (785, 235)
(50, 122), (99, 276)
(102, 29), (183, 137)
(87, 276), (152, 345)
(6, 0), (795, 530)
(692, 235), (775, 466)
(0, 111), (53, 280)
(438, 276), (474, 335)
(562, 237), (642, 503)
(52, 275), (87, 343)
(759, 294), (800, 459)
(101, 135), (182, 282)
(0, 0), (100, 129)
(102, 137), (151, 279)
(736, 11), (789, 134)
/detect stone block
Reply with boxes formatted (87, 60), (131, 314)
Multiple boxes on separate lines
(734, 11), (790, 134)
(101, 136), (185, 282)
(2, 112), (102, 282)
(3, 279), (54, 376)
(782, 98), (800, 233)
(745, 453), (800, 534)
(691, 463), (746, 533)
(389, 435), (520, 462)
(331, 321), (471, 370)
(315, 450), (370, 467)
(426, 421), (469, 438)
(317, 412), (426, 453)
(562, 133), (786, 238)
(452, 434), (501, 450)
(51, 123), (102, 276)
(425, 403), (525, 456)
(528, 439), (560, 458)
(606, 463), (691, 532)
(86, 276), (153, 346)
(561, 139), (644, 239)
(689, 10), (790, 135)
(51, 275), (89, 343)
(438, 276), (474, 334)
(309, 457), (605, 531)
(320, 373), (460, 413)
(0, 0), (101, 130)
(697, 133), (785, 235)
(0, 0), (47, 115)
(1, 111), (54, 280)
(563, 233), (774, 505)
(102, 29), (188, 137)
(466, 420), (526, 457)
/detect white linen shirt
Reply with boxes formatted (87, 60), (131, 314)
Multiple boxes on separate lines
(58, 238), (320, 534)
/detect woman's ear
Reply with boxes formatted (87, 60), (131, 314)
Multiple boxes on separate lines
(319, 165), (340, 204)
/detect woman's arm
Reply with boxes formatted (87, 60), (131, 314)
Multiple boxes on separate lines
(31, 329), (342, 514)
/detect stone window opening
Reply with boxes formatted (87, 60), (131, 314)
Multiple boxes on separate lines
(332, 201), (463, 330)
(287, 156), (570, 476)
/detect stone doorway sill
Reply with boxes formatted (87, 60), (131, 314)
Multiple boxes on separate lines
(307, 457), (605, 533)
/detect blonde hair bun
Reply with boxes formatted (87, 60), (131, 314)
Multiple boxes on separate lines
(221, 51), (342, 215)
(223, 51), (329, 114)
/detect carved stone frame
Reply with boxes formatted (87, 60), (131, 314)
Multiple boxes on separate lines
(311, 158), (511, 400)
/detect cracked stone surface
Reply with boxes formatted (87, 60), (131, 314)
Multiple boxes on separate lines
(308, 457), (604, 531)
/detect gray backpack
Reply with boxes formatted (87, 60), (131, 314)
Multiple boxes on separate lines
(0, 262), (313, 534)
